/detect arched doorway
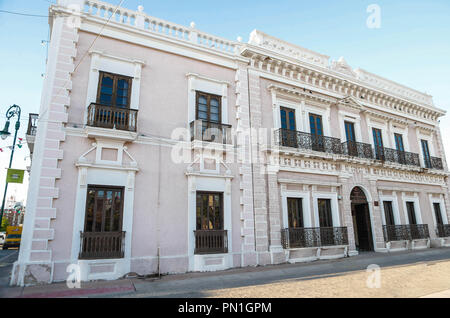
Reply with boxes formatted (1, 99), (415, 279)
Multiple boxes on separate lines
(351, 187), (374, 252)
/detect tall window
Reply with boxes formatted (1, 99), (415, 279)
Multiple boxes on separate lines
(344, 121), (356, 142)
(372, 128), (384, 160)
(433, 203), (443, 225)
(196, 192), (223, 230)
(421, 140), (432, 168)
(383, 201), (395, 226)
(287, 198), (304, 228)
(318, 199), (333, 227)
(84, 186), (124, 233)
(345, 121), (357, 156)
(394, 133), (406, 164)
(406, 202), (417, 225)
(280, 107), (297, 147)
(394, 134), (405, 152)
(196, 91), (221, 123)
(97, 72), (132, 108)
(280, 107), (296, 131)
(309, 113), (324, 151)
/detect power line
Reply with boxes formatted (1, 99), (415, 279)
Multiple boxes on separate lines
(0, 9), (51, 18)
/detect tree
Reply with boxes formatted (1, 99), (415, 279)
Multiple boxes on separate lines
(0, 217), (9, 232)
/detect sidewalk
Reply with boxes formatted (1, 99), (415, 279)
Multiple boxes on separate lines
(2, 247), (450, 298)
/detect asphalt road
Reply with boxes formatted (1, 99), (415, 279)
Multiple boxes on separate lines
(0, 248), (18, 290)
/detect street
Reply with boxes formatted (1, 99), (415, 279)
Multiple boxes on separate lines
(0, 248), (449, 298)
(0, 248), (18, 296)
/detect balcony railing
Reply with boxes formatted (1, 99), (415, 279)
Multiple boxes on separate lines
(87, 103), (138, 132)
(79, 231), (125, 260)
(374, 146), (420, 167)
(190, 120), (232, 145)
(194, 230), (228, 254)
(341, 141), (374, 160)
(424, 157), (444, 170)
(436, 224), (450, 238)
(281, 227), (349, 249)
(26, 113), (39, 136)
(383, 224), (430, 242)
(275, 129), (343, 155)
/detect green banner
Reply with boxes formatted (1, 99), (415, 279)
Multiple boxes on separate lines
(6, 169), (25, 184)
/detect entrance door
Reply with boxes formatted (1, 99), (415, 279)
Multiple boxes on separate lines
(350, 187), (374, 252)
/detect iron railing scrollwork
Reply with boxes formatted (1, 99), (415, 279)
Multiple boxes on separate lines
(87, 103), (138, 132)
(382, 224), (430, 242)
(194, 230), (228, 254)
(341, 141), (374, 159)
(374, 146), (420, 167)
(79, 231), (125, 260)
(436, 224), (450, 238)
(424, 157), (444, 170)
(281, 227), (349, 249)
(276, 129), (343, 155)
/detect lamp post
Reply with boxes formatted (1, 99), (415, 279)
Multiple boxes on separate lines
(0, 105), (21, 227)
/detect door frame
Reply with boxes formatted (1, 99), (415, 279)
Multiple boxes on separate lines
(350, 186), (378, 252)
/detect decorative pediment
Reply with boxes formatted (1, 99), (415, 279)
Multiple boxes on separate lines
(330, 57), (356, 77)
(337, 96), (364, 111)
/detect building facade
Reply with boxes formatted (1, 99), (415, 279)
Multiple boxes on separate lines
(12, 0), (450, 286)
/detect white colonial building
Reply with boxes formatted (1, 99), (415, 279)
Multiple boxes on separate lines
(12, 0), (450, 286)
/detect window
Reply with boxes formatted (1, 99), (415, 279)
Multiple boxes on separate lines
(84, 186), (124, 233)
(345, 121), (358, 156)
(196, 192), (223, 230)
(318, 199), (333, 227)
(372, 128), (384, 160)
(421, 140), (432, 168)
(97, 72), (132, 108)
(310, 113), (324, 151)
(383, 201), (395, 226)
(434, 203), (443, 225)
(280, 107), (296, 131)
(394, 134), (405, 152)
(406, 202), (417, 225)
(196, 91), (221, 123)
(344, 121), (356, 142)
(287, 198), (304, 228)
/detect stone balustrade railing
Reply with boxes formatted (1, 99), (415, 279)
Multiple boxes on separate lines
(81, 0), (240, 55)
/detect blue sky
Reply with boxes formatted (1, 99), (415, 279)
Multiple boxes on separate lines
(0, 0), (449, 203)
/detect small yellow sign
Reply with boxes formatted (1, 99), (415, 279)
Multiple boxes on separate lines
(6, 169), (25, 184)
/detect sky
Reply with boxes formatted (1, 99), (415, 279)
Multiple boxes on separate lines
(0, 0), (449, 205)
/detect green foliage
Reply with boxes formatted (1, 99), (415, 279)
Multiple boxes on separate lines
(0, 217), (9, 232)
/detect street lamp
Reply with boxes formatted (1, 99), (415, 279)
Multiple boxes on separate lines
(0, 105), (21, 227)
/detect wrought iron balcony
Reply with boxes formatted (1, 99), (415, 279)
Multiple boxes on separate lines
(374, 146), (420, 167)
(194, 230), (228, 254)
(382, 224), (430, 242)
(275, 129), (343, 155)
(341, 141), (374, 160)
(26, 113), (39, 137)
(190, 120), (232, 145)
(424, 157), (444, 170)
(86, 103), (138, 132)
(281, 227), (349, 249)
(79, 231), (125, 260)
(436, 224), (450, 238)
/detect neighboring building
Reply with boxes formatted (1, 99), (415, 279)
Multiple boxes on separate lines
(12, 0), (450, 286)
